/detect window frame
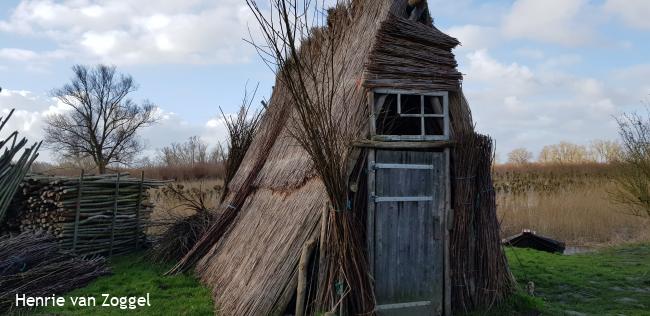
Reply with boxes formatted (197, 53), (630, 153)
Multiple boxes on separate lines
(370, 89), (450, 141)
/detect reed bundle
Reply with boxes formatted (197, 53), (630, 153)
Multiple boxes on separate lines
(0, 109), (41, 225)
(0, 231), (110, 312)
(450, 133), (514, 313)
(247, 1), (375, 314)
(7, 173), (164, 256)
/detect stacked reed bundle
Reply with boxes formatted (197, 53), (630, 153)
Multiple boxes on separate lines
(9, 173), (164, 256)
(365, 15), (462, 92)
(0, 231), (110, 312)
(0, 109), (41, 225)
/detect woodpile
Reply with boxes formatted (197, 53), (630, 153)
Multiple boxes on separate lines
(0, 231), (110, 312)
(7, 173), (165, 256)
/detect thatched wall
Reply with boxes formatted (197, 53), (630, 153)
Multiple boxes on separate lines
(190, 0), (512, 315)
(196, 2), (391, 315)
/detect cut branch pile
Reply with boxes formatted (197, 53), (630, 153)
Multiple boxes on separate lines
(148, 183), (221, 264)
(7, 173), (165, 256)
(0, 231), (110, 312)
(0, 109), (41, 225)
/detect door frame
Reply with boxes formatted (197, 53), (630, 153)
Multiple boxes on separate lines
(366, 147), (451, 315)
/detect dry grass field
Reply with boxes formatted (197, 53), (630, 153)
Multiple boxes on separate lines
(143, 162), (650, 247)
(494, 163), (650, 245)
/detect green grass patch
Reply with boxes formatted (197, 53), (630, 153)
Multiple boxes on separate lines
(20, 244), (650, 315)
(463, 290), (545, 316)
(488, 244), (650, 315)
(30, 253), (213, 315)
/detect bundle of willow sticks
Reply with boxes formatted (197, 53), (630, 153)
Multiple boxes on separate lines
(0, 231), (111, 312)
(0, 109), (41, 225)
(8, 173), (165, 256)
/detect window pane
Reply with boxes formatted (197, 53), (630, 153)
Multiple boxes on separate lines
(424, 96), (444, 114)
(396, 117), (422, 135)
(424, 117), (444, 135)
(376, 93), (398, 134)
(400, 94), (421, 114)
(376, 93), (422, 135)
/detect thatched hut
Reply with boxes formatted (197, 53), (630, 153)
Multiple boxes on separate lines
(173, 1), (513, 315)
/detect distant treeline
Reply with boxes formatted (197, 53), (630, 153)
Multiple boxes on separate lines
(504, 140), (622, 165)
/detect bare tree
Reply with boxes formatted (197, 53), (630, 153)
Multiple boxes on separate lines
(158, 136), (210, 167)
(589, 139), (622, 163)
(45, 64), (157, 173)
(507, 148), (533, 165)
(538, 141), (589, 164)
(609, 110), (650, 216)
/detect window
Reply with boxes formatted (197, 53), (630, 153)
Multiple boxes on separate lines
(371, 90), (449, 141)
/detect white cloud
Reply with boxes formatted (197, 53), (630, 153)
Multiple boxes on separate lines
(502, 0), (594, 46)
(0, 0), (261, 65)
(0, 89), (68, 160)
(460, 49), (634, 158)
(604, 0), (650, 30)
(465, 49), (537, 96)
(446, 25), (499, 52)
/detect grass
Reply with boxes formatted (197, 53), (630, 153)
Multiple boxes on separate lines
(13, 241), (649, 315)
(29, 254), (213, 315)
(478, 244), (650, 315)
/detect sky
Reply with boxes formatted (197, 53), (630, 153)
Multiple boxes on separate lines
(0, 0), (649, 163)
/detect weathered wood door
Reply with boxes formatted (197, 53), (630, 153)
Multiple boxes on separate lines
(367, 149), (449, 315)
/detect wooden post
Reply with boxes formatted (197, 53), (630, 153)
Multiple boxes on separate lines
(367, 149), (376, 276)
(295, 238), (317, 316)
(109, 173), (121, 257)
(72, 169), (84, 252)
(134, 171), (144, 250)
(443, 148), (452, 315)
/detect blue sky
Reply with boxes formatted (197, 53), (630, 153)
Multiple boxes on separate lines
(0, 0), (649, 163)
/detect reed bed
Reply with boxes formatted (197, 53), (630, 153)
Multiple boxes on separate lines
(494, 163), (650, 245)
(6, 173), (165, 256)
(0, 231), (110, 312)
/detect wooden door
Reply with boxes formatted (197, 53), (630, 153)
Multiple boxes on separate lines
(367, 149), (448, 315)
